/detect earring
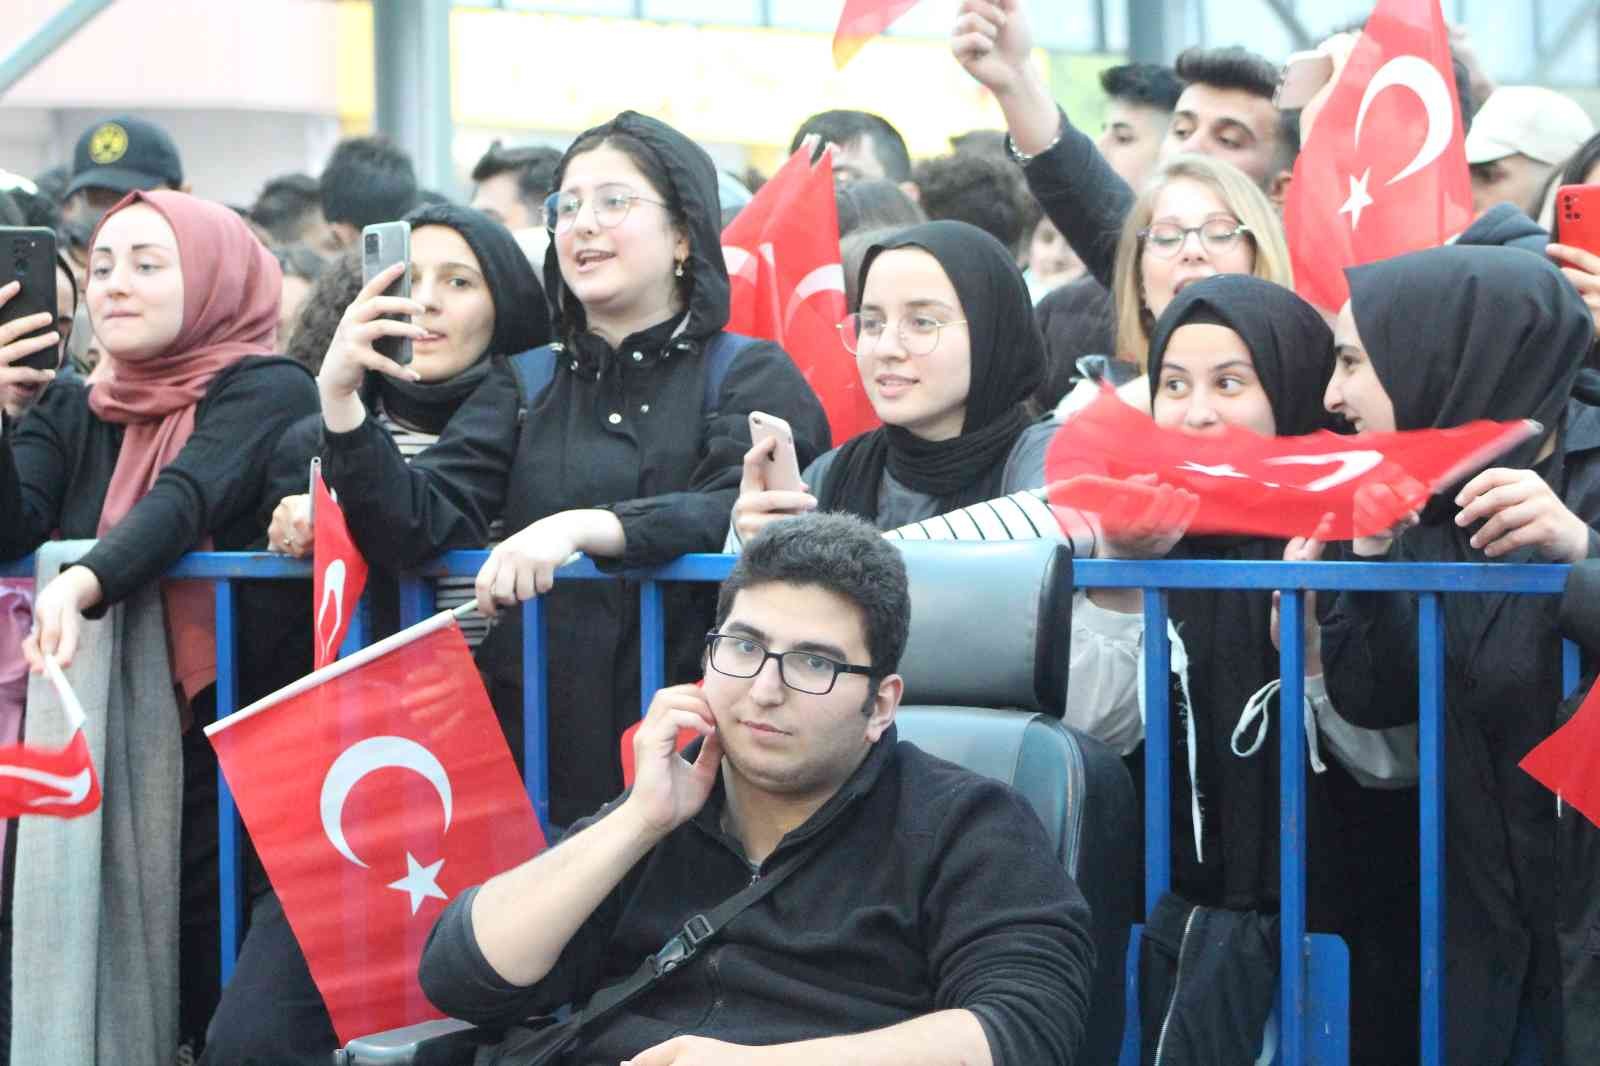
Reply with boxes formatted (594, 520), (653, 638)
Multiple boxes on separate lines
(674, 260), (685, 278)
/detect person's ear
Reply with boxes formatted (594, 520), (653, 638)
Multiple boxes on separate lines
(177, 182), (194, 195)
(1268, 169), (1293, 212)
(864, 673), (902, 742)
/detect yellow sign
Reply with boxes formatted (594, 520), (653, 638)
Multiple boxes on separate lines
(87, 123), (128, 165)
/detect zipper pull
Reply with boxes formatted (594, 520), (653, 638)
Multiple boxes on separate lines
(516, 405), (528, 426)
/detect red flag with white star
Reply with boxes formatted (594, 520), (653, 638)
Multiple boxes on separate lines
(0, 657), (100, 820)
(1045, 387), (1536, 540)
(1522, 679), (1600, 827)
(206, 613), (545, 1042)
(313, 461), (369, 670)
(1284, 0), (1472, 312)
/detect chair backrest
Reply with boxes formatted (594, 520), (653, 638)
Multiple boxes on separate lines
(891, 540), (1137, 1066)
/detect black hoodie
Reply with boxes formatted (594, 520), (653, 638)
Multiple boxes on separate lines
(322, 111), (829, 824)
(1322, 245), (1600, 1065)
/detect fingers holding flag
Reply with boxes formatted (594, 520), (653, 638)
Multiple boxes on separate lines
(1097, 474), (1199, 560)
(22, 566), (102, 674)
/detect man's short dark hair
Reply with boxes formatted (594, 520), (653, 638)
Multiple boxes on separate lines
(471, 140), (563, 216)
(1099, 62), (1184, 112)
(252, 173), (322, 246)
(911, 153), (1028, 255)
(716, 514), (910, 680)
(1173, 46), (1281, 101)
(790, 110), (912, 183)
(319, 136), (419, 229)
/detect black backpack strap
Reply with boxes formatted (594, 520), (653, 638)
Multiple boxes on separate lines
(700, 332), (756, 415)
(508, 344), (560, 408)
(570, 838), (817, 1031)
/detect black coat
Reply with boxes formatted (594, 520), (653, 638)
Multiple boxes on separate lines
(1322, 247), (1600, 1064)
(418, 728), (1098, 1066)
(322, 113), (830, 825)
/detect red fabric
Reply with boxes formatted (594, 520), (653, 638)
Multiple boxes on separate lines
(1283, 0), (1472, 312)
(0, 726), (100, 820)
(722, 144), (876, 447)
(1045, 388), (1535, 540)
(86, 189), (283, 699)
(1522, 680), (1600, 827)
(832, 0), (922, 67)
(313, 468), (371, 670)
(619, 721), (698, 789)
(208, 620), (546, 1043)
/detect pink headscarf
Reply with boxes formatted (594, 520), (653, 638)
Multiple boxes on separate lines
(86, 189), (282, 703)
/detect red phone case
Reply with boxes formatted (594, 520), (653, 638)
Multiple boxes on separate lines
(1557, 186), (1600, 256)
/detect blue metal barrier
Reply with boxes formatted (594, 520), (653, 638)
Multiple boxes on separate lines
(0, 551), (1582, 1064)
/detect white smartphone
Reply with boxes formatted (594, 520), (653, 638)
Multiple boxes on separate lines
(748, 411), (805, 493)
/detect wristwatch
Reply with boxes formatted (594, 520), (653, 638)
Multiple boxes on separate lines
(1005, 111), (1066, 166)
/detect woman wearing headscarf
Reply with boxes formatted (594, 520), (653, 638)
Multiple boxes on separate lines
(3, 189), (317, 1057)
(1065, 275), (1420, 1064)
(263, 202), (549, 643)
(312, 112), (828, 830)
(1319, 245), (1600, 1065)
(731, 220), (1055, 540)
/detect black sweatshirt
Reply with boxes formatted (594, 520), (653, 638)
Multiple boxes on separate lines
(1017, 111), (1134, 292)
(418, 726), (1096, 1066)
(0, 358), (317, 602)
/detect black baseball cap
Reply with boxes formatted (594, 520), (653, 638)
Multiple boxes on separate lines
(64, 116), (184, 198)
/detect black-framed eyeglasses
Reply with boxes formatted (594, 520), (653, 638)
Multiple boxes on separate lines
(1138, 219), (1253, 259)
(704, 632), (875, 696)
(836, 311), (969, 357)
(543, 183), (669, 235)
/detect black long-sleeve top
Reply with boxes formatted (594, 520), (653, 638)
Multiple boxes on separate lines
(1017, 111), (1135, 292)
(418, 727), (1096, 1066)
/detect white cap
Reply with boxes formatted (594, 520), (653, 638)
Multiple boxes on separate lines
(1464, 86), (1595, 166)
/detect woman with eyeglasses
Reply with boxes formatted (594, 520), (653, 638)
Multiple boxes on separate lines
(730, 220), (1056, 545)
(312, 111), (828, 830)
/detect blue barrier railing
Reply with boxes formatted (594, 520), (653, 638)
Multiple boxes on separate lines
(0, 551), (1580, 1066)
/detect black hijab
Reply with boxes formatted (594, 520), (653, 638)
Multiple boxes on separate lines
(818, 220), (1045, 519)
(1147, 274), (1336, 439)
(374, 203), (550, 434)
(1347, 244), (1591, 523)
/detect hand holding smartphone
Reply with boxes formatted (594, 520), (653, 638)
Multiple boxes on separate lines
(361, 221), (413, 366)
(0, 227), (63, 373)
(748, 411), (805, 492)
(1556, 186), (1600, 256)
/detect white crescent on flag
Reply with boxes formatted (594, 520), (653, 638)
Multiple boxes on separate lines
(783, 262), (847, 334)
(316, 559), (347, 665)
(319, 735), (454, 869)
(1353, 54), (1455, 185)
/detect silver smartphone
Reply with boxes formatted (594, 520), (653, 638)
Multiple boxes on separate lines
(748, 411), (805, 493)
(361, 220), (412, 366)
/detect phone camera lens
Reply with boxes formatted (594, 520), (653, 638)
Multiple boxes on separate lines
(365, 234), (379, 253)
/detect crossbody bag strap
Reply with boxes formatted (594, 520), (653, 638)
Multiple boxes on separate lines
(569, 839), (818, 1031)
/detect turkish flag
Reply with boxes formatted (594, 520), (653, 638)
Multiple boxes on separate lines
(1045, 388), (1536, 540)
(1284, 0), (1473, 312)
(313, 462), (369, 670)
(723, 143), (875, 447)
(206, 614), (545, 1043)
(1522, 680), (1600, 827)
(0, 657), (100, 820)
(833, 0), (923, 67)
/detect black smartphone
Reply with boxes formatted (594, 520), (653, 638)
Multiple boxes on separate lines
(0, 227), (61, 372)
(361, 220), (412, 366)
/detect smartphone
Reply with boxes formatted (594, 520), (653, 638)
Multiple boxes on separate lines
(361, 220), (412, 366)
(1557, 186), (1600, 257)
(1276, 51), (1333, 110)
(748, 411), (805, 493)
(0, 227), (62, 373)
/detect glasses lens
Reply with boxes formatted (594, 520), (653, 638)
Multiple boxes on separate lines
(1145, 223), (1184, 257)
(903, 315), (944, 356)
(780, 652), (837, 695)
(1200, 220), (1242, 251)
(710, 635), (763, 678)
(544, 193), (573, 234)
(837, 313), (863, 354)
(594, 186), (632, 228)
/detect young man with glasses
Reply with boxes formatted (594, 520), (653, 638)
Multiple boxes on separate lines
(420, 512), (1096, 1066)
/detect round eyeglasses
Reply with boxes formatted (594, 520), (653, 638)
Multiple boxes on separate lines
(836, 312), (969, 357)
(704, 632), (875, 696)
(1138, 219), (1253, 259)
(543, 184), (669, 235)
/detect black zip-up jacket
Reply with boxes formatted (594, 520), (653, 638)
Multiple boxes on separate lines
(321, 113), (829, 826)
(418, 726), (1097, 1066)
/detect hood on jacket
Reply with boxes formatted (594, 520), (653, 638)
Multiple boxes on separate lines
(543, 110), (730, 342)
(1456, 202), (1549, 256)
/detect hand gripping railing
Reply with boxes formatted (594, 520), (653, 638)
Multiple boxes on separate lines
(0, 551), (1579, 1066)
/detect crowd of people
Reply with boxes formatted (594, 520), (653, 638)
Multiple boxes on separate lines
(5, 0), (1600, 1061)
